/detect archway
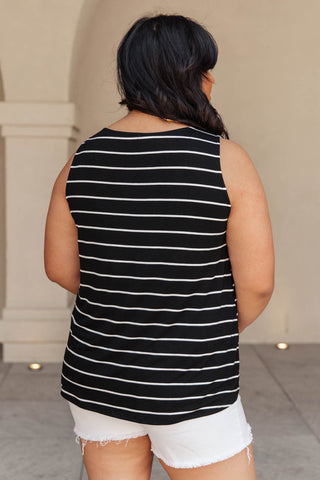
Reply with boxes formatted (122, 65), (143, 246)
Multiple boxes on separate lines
(68, 0), (127, 140)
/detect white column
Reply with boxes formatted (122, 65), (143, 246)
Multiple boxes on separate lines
(0, 102), (80, 362)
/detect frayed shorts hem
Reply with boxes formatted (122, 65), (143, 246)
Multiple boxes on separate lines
(151, 434), (254, 469)
(74, 430), (147, 456)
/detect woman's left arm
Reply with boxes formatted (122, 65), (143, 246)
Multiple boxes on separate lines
(44, 152), (80, 295)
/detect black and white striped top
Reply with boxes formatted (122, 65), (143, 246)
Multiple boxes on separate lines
(60, 125), (239, 425)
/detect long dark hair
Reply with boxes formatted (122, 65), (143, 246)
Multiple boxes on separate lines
(116, 14), (229, 138)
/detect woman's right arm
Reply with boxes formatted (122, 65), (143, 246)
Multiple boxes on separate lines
(220, 138), (275, 333)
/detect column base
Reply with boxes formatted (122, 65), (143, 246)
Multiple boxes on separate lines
(2, 341), (68, 363)
(0, 308), (72, 362)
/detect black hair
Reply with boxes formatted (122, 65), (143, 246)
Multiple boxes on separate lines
(116, 14), (229, 138)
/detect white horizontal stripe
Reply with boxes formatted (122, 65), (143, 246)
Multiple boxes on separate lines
(77, 225), (227, 236)
(71, 210), (228, 222)
(77, 294), (236, 312)
(72, 314), (237, 343)
(79, 253), (229, 267)
(62, 369), (238, 401)
(75, 149), (219, 159)
(67, 342), (239, 370)
(68, 180), (226, 191)
(87, 133), (219, 145)
(70, 164), (221, 173)
(189, 126), (221, 139)
(74, 306), (237, 331)
(80, 283), (234, 297)
(61, 389), (233, 416)
(70, 330), (238, 358)
(64, 355), (238, 386)
(78, 240), (227, 251)
(80, 269), (232, 282)
(75, 303), (237, 327)
(66, 195), (230, 207)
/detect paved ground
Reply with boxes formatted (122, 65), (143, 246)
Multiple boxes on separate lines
(0, 343), (319, 479)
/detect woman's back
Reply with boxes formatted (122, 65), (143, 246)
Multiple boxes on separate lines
(45, 12), (274, 477)
(60, 123), (240, 425)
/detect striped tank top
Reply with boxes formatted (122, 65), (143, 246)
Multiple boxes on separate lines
(60, 125), (239, 425)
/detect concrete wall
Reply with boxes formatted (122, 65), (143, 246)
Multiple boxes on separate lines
(0, 0), (319, 360)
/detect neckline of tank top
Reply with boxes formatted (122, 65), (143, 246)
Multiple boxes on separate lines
(101, 126), (195, 135)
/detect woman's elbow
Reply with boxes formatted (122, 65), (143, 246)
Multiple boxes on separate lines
(260, 279), (274, 297)
(44, 254), (61, 282)
(44, 250), (58, 282)
(252, 257), (275, 298)
(44, 266), (80, 294)
(253, 276), (274, 302)
(240, 273), (274, 299)
(44, 262), (56, 283)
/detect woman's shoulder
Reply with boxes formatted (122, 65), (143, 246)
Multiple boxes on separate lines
(220, 138), (252, 166)
(219, 138), (263, 204)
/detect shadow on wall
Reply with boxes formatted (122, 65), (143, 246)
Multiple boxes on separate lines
(0, 68), (5, 317)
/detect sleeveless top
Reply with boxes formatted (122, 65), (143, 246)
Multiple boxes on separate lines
(60, 125), (239, 425)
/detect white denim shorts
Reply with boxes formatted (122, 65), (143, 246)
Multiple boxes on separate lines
(67, 393), (253, 469)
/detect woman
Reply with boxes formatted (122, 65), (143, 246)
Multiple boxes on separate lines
(44, 14), (274, 480)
